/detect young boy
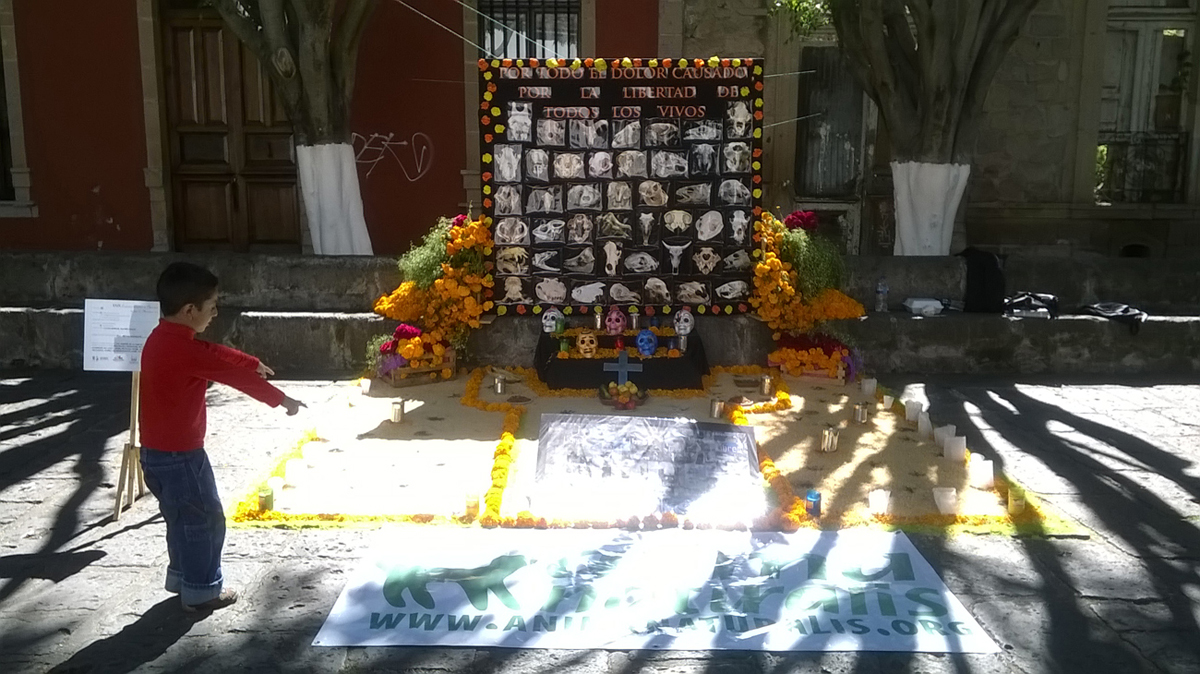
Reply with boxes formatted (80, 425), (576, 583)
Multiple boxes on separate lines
(139, 262), (304, 612)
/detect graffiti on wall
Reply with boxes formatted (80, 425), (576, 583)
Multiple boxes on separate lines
(352, 131), (435, 181)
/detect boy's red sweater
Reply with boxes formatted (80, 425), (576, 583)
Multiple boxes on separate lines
(139, 320), (285, 451)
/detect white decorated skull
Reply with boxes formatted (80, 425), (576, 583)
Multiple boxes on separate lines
(674, 306), (695, 335)
(541, 307), (565, 332)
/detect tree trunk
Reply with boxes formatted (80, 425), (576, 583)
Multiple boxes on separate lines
(298, 144), (373, 255)
(891, 161), (970, 255)
(828, 0), (1038, 255)
(211, 0), (375, 255)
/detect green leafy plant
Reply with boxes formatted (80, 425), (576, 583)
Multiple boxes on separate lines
(397, 217), (453, 289)
(770, 0), (831, 36)
(364, 333), (390, 375)
(780, 227), (845, 300)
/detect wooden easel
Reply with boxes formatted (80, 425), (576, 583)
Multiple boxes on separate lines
(112, 371), (147, 520)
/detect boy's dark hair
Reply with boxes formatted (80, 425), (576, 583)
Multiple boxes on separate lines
(156, 262), (218, 316)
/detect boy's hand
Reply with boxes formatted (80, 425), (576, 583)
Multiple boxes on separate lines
(256, 362), (275, 378)
(282, 397), (306, 416)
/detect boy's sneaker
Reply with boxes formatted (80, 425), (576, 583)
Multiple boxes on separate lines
(182, 589), (238, 613)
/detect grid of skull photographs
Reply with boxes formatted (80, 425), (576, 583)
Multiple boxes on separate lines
(480, 58), (763, 312)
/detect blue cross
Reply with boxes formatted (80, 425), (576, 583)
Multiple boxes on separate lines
(603, 350), (643, 386)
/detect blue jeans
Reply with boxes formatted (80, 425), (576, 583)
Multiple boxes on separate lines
(140, 448), (225, 605)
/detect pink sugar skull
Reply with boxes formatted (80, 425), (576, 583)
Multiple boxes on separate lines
(604, 306), (628, 335)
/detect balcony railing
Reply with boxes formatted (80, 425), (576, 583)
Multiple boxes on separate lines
(1096, 132), (1190, 204)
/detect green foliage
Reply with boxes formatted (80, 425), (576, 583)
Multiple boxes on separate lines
(397, 217), (452, 289)
(780, 228), (844, 300)
(1094, 144), (1109, 203)
(770, 0), (831, 36)
(365, 333), (390, 374)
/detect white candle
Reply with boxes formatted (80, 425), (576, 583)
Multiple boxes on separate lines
(1008, 489), (1026, 515)
(944, 436), (967, 461)
(359, 378), (372, 394)
(932, 487), (958, 515)
(904, 399), (924, 422)
(861, 378), (878, 396)
(917, 412), (933, 438)
(933, 425), (956, 448)
(969, 459), (995, 490)
(868, 489), (890, 514)
(882, 395), (894, 410)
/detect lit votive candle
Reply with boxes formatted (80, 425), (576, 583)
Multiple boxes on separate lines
(944, 436), (967, 462)
(868, 489), (890, 515)
(917, 412), (933, 438)
(904, 399), (924, 422)
(934, 424), (956, 449)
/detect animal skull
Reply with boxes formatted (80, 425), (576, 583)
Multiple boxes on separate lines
(676, 183), (711, 205)
(495, 217), (529, 245)
(729, 211), (750, 244)
(571, 282), (606, 304)
(678, 281), (710, 305)
(607, 182), (633, 210)
(598, 213), (631, 239)
(624, 252), (659, 273)
(638, 181), (668, 207)
(576, 331), (598, 358)
(604, 306), (627, 335)
(589, 152), (613, 177)
(695, 211), (722, 241)
(723, 249), (752, 271)
(663, 242), (690, 274)
(567, 214), (593, 243)
(495, 247), (529, 275)
(610, 283), (641, 304)
(502, 277), (529, 303)
(719, 179), (751, 206)
(494, 144), (522, 182)
(663, 210), (692, 233)
(674, 306), (695, 335)
(535, 278), (567, 304)
(542, 307), (565, 332)
(645, 278), (670, 304)
(638, 212), (656, 242)
(533, 219), (564, 243)
(532, 250), (560, 272)
(693, 246), (720, 275)
(716, 280), (749, 300)
(495, 185), (522, 215)
(727, 101), (753, 137)
(603, 240), (623, 276)
(562, 247), (594, 273)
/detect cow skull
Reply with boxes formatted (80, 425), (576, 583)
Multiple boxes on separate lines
(663, 242), (690, 274)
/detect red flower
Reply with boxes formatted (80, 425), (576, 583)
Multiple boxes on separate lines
(380, 338), (397, 354)
(452, 214), (468, 228)
(784, 210), (818, 232)
(393, 323), (422, 340)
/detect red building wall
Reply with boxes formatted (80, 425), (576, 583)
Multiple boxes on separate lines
(596, 0), (659, 58)
(0, 1), (152, 250)
(352, 0), (467, 255)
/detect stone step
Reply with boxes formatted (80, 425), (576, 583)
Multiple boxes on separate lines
(4, 252), (1199, 314)
(4, 307), (1197, 375)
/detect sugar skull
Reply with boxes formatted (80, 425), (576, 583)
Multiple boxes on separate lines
(542, 307), (565, 334)
(605, 306), (628, 335)
(576, 331), (598, 358)
(636, 329), (658, 357)
(674, 306), (695, 336)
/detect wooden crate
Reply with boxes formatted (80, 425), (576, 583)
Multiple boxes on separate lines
(379, 349), (457, 388)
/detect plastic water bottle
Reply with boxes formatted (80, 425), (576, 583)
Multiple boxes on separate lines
(875, 277), (889, 313)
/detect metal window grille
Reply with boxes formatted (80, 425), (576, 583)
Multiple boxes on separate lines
(478, 0), (580, 60)
(1096, 132), (1190, 203)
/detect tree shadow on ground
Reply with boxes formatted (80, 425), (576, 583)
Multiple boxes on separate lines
(45, 597), (206, 674)
(0, 371), (129, 604)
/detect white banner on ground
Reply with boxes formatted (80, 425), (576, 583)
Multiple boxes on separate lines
(313, 529), (997, 653)
(82, 299), (160, 372)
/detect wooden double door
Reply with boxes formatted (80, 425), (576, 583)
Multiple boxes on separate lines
(162, 4), (301, 252)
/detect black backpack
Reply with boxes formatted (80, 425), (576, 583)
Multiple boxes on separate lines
(1080, 302), (1148, 335)
(958, 247), (1006, 313)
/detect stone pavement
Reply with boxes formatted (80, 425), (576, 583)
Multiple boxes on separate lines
(1, 370), (1199, 673)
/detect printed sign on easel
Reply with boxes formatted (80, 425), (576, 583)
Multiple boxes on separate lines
(84, 299), (160, 519)
(83, 299), (160, 372)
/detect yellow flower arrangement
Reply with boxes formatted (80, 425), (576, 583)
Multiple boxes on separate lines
(749, 213), (865, 333)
